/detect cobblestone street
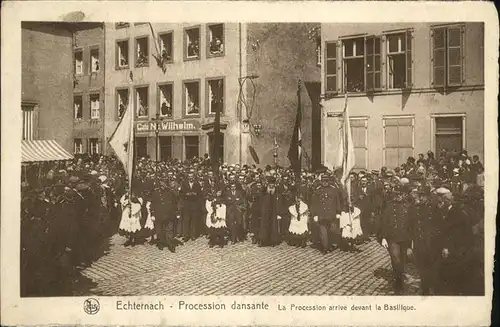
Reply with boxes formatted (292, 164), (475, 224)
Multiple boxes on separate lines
(80, 234), (421, 296)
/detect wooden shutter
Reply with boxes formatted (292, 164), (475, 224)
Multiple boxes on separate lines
(447, 25), (465, 86)
(325, 41), (337, 94)
(365, 36), (382, 92)
(405, 29), (413, 89)
(431, 27), (446, 88)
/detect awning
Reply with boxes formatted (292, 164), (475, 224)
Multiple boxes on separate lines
(22, 140), (73, 163)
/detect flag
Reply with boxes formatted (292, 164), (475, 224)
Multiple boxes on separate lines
(337, 94), (355, 186)
(109, 89), (134, 189)
(212, 80), (222, 178)
(287, 81), (302, 179)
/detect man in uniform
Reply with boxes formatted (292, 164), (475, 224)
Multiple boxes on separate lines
(152, 180), (180, 252)
(378, 184), (413, 294)
(310, 174), (343, 254)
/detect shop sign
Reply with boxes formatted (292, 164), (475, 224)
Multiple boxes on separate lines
(136, 120), (201, 132)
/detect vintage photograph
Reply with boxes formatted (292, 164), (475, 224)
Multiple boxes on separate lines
(20, 21), (485, 298)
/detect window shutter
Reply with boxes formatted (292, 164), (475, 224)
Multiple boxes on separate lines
(365, 36), (374, 92)
(431, 27), (446, 88)
(447, 25), (464, 86)
(405, 29), (413, 89)
(325, 41), (337, 94)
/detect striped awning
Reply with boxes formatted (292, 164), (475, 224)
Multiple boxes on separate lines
(22, 140), (73, 163)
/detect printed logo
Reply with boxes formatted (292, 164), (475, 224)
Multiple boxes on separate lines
(84, 298), (100, 315)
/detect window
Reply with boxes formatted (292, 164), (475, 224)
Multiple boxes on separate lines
(90, 94), (100, 119)
(88, 138), (100, 155)
(116, 89), (129, 120)
(74, 138), (83, 154)
(342, 37), (365, 92)
(135, 37), (149, 67)
(185, 136), (199, 159)
(90, 48), (100, 73)
(74, 50), (83, 75)
(135, 87), (149, 118)
(160, 136), (172, 161)
(185, 27), (200, 60)
(207, 24), (224, 57)
(383, 116), (414, 168)
(159, 32), (173, 63)
(340, 118), (368, 170)
(115, 22), (130, 29)
(208, 132), (224, 163)
(116, 40), (129, 68)
(74, 95), (83, 120)
(184, 81), (200, 116)
(366, 36), (382, 91)
(22, 104), (35, 141)
(385, 31), (412, 89)
(431, 24), (465, 88)
(434, 116), (464, 154)
(135, 137), (148, 159)
(207, 78), (224, 115)
(325, 41), (337, 93)
(158, 84), (173, 118)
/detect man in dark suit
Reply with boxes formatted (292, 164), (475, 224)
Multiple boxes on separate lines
(378, 185), (412, 294)
(180, 172), (203, 241)
(225, 182), (246, 244)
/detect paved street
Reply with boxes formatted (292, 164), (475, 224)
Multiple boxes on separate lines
(78, 234), (421, 296)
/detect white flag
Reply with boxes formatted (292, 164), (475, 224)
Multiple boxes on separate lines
(338, 94), (355, 186)
(109, 91), (134, 185)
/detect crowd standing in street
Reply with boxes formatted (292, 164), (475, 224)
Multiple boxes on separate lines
(21, 149), (484, 296)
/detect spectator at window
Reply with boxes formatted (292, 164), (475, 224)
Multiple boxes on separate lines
(210, 37), (224, 55)
(138, 99), (148, 117)
(161, 101), (172, 117)
(188, 39), (200, 57)
(118, 103), (126, 118)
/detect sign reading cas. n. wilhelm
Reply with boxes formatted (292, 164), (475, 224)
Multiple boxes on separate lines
(136, 119), (201, 133)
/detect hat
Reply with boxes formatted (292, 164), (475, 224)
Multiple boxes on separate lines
(385, 169), (395, 177)
(90, 170), (98, 176)
(400, 177), (410, 185)
(371, 170), (379, 175)
(69, 176), (80, 184)
(435, 187), (451, 194)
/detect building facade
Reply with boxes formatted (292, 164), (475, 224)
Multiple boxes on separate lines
(320, 22), (484, 171)
(72, 23), (106, 155)
(21, 22), (74, 151)
(103, 23), (320, 167)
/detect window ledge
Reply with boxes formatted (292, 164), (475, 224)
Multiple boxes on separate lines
(116, 65), (130, 71)
(207, 52), (225, 58)
(184, 56), (200, 62)
(135, 63), (150, 68)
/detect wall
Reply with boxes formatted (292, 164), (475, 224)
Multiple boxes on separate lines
(245, 23), (320, 168)
(320, 22), (484, 170)
(73, 24), (105, 152)
(104, 23), (242, 163)
(21, 22), (74, 151)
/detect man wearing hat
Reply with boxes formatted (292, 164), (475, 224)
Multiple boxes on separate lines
(378, 184), (413, 294)
(310, 173), (343, 254)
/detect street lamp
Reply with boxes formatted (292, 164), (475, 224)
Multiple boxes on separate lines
(152, 112), (164, 163)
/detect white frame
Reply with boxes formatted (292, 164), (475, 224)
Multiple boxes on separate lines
(74, 95), (83, 120)
(89, 138), (99, 155)
(430, 113), (466, 154)
(74, 49), (83, 75)
(208, 23), (224, 56)
(159, 32), (173, 60)
(90, 94), (100, 119)
(341, 37), (365, 93)
(90, 48), (100, 73)
(158, 84), (173, 117)
(207, 78), (223, 114)
(22, 106), (35, 141)
(186, 27), (201, 59)
(74, 138), (83, 154)
(382, 115), (415, 167)
(184, 81), (200, 116)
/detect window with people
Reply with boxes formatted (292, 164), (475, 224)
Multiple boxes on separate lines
(158, 84), (173, 118)
(135, 87), (149, 118)
(185, 27), (200, 59)
(136, 37), (149, 66)
(184, 81), (200, 115)
(208, 24), (224, 56)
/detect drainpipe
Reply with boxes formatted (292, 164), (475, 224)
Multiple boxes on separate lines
(102, 23), (106, 155)
(238, 23), (243, 165)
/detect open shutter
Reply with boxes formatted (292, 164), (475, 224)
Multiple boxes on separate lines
(365, 36), (374, 92)
(325, 41), (337, 94)
(447, 25), (464, 86)
(431, 27), (446, 88)
(405, 29), (413, 89)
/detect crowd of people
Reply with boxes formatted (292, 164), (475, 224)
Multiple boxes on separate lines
(20, 148), (484, 296)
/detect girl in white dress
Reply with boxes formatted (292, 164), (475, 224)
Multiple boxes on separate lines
(206, 191), (227, 248)
(143, 200), (156, 244)
(339, 205), (362, 252)
(287, 192), (310, 248)
(119, 192), (143, 247)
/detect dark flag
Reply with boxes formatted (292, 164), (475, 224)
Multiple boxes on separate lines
(212, 80), (222, 180)
(288, 80), (302, 180)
